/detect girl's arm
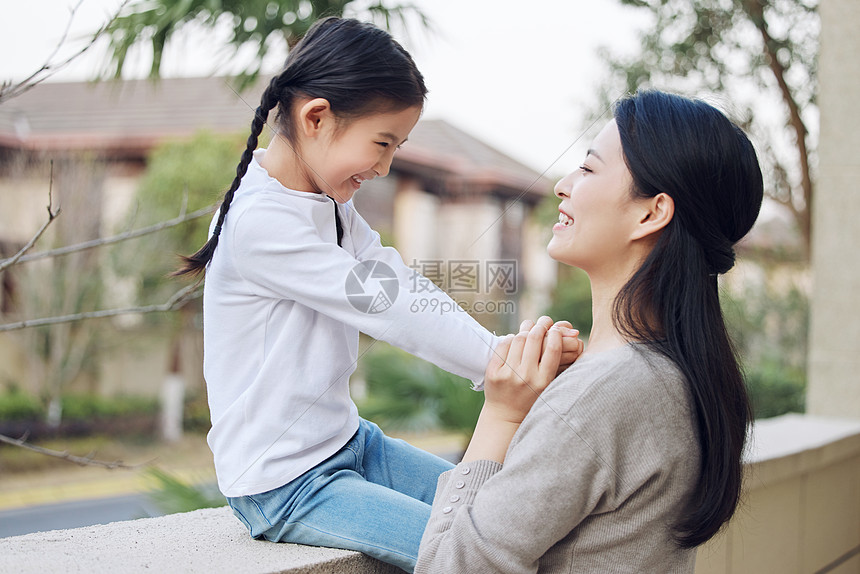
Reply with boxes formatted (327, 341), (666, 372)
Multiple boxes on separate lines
(345, 202), (583, 381)
(345, 202), (497, 336)
(232, 199), (503, 386)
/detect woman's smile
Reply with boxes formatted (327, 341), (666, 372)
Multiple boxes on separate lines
(553, 209), (574, 232)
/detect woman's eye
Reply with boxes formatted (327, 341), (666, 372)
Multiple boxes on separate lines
(579, 164), (593, 174)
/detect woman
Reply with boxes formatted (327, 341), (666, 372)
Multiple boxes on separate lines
(415, 90), (763, 573)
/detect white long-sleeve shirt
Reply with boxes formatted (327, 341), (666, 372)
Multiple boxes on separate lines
(204, 150), (502, 497)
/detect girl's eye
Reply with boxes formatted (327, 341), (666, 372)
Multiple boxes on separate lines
(579, 164), (593, 174)
(377, 142), (403, 150)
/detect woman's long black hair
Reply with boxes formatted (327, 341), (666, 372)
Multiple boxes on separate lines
(175, 17), (427, 277)
(613, 91), (763, 547)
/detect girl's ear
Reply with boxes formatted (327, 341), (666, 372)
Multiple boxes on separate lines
(297, 97), (333, 138)
(631, 192), (674, 241)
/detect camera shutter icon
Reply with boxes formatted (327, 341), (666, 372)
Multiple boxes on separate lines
(345, 260), (399, 314)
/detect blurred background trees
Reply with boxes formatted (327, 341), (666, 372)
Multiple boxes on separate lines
(594, 0), (817, 256)
(100, 0), (430, 86)
(0, 0), (815, 463)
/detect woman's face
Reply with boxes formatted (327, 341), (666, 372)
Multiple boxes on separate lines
(547, 119), (642, 274)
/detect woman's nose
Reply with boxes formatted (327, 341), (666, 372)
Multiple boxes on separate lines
(554, 171), (575, 198)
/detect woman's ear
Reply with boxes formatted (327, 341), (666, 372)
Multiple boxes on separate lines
(297, 97), (333, 138)
(631, 193), (674, 241)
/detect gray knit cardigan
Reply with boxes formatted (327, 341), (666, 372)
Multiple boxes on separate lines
(416, 344), (700, 573)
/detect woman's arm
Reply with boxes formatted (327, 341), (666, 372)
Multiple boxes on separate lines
(415, 367), (618, 574)
(463, 317), (562, 463)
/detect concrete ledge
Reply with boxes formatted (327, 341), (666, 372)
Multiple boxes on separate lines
(0, 506), (401, 574)
(696, 413), (860, 574)
(745, 413), (860, 489)
(3, 414), (858, 574)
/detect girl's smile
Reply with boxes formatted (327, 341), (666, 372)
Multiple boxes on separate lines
(260, 102), (421, 203)
(304, 103), (422, 203)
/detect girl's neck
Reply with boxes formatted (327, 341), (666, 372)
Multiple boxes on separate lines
(260, 136), (316, 193)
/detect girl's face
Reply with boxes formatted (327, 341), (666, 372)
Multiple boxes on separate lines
(547, 119), (642, 275)
(304, 105), (422, 203)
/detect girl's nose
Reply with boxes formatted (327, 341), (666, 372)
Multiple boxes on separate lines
(374, 154), (394, 178)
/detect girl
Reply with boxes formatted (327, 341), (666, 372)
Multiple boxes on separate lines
(175, 17), (579, 573)
(416, 90), (764, 573)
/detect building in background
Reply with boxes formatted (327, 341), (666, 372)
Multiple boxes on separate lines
(0, 77), (555, 400)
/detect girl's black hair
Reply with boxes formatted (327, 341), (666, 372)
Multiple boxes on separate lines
(175, 17), (427, 276)
(612, 91), (763, 548)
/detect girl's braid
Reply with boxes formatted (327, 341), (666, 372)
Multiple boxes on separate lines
(174, 76), (282, 277)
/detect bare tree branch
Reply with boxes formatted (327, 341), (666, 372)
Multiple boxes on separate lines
(0, 432), (148, 470)
(0, 161), (60, 273)
(0, 282), (202, 332)
(0, 0), (131, 105)
(4, 203), (217, 267)
(743, 0), (813, 254)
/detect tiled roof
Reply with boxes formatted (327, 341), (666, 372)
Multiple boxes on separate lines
(397, 120), (550, 200)
(0, 76), (549, 198)
(0, 77), (257, 154)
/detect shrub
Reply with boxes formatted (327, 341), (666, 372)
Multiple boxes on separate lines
(0, 389), (42, 420)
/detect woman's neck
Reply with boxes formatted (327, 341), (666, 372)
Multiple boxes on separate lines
(583, 273), (630, 356)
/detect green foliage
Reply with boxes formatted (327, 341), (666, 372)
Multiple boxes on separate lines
(136, 130), (244, 249)
(721, 274), (809, 419)
(744, 360), (806, 419)
(601, 0), (817, 104)
(357, 343), (483, 440)
(543, 267), (593, 336)
(0, 390), (157, 422)
(533, 190), (563, 229)
(60, 394), (159, 421)
(113, 130), (243, 306)
(0, 388), (42, 420)
(182, 395), (213, 433)
(145, 467), (226, 515)
(100, 1), (432, 86)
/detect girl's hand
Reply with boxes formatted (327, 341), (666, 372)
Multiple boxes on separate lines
(484, 319), (563, 425)
(551, 320), (584, 375)
(517, 317), (584, 375)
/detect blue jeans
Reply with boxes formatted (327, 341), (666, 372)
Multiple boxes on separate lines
(226, 419), (455, 573)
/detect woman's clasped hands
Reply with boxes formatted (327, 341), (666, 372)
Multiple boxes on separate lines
(463, 316), (583, 464)
(487, 316), (582, 423)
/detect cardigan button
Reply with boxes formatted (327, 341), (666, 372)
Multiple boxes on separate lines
(460, 466), (471, 475)
(442, 506), (453, 514)
(454, 480), (465, 489)
(449, 495), (461, 503)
